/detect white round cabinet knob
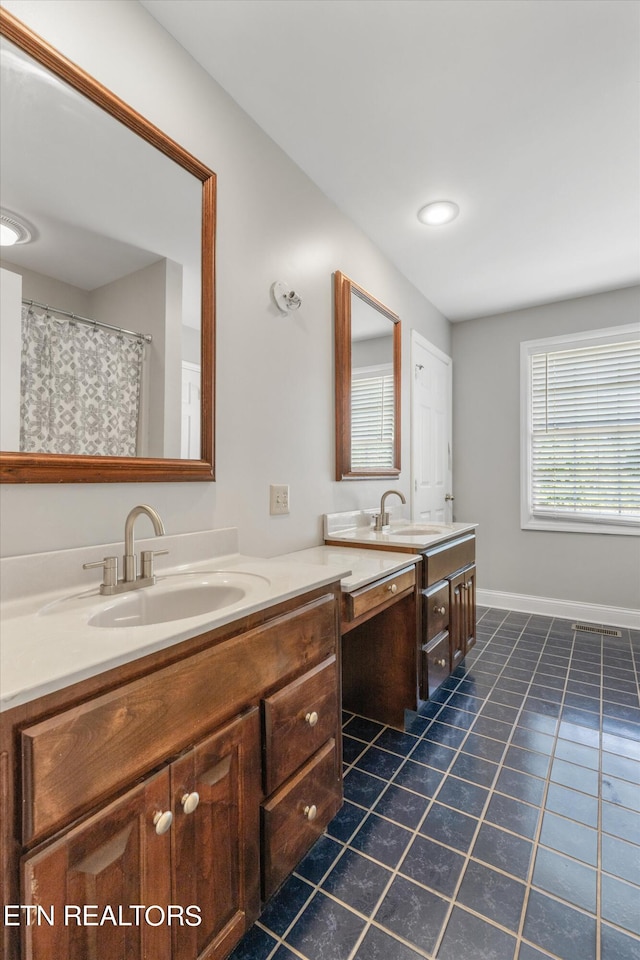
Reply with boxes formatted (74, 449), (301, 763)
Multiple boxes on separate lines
(305, 711), (319, 727)
(153, 810), (173, 835)
(303, 804), (317, 821)
(181, 791), (200, 815)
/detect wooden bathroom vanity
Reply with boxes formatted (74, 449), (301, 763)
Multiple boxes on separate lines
(0, 583), (343, 960)
(325, 521), (478, 716)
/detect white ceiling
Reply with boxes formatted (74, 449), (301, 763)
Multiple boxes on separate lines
(141, 0), (639, 322)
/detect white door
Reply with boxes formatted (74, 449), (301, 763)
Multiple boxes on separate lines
(411, 330), (453, 522)
(181, 361), (201, 459)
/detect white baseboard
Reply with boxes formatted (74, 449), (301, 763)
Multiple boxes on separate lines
(476, 588), (640, 630)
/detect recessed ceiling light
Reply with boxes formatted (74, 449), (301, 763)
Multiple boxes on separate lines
(0, 211), (33, 246)
(417, 200), (460, 226)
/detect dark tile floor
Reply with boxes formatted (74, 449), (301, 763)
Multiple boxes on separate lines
(230, 608), (640, 960)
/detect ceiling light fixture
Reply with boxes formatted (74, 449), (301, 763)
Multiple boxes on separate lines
(271, 281), (302, 313)
(417, 200), (460, 226)
(0, 211), (33, 246)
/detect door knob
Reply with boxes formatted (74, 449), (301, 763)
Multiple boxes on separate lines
(445, 494), (455, 502)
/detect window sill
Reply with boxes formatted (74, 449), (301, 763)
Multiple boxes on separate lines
(522, 517), (640, 536)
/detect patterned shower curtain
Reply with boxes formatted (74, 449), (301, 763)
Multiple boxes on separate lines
(20, 306), (145, 456)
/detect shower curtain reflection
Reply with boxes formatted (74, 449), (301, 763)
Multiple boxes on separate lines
(20, 306), (145, 456)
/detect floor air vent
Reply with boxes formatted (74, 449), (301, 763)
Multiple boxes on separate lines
(572, 622), (622, 638)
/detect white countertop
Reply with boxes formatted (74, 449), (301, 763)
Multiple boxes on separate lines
(277, 545), (422, 591)
(0, 530), (353, 712)
(0, 521), (476, 713)
(324, 514), (478, 550)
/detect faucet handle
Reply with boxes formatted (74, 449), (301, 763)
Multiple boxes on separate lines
(373, 511), (390, 532)
(83, 556), (118, 589)
(141, 549), (169, 579)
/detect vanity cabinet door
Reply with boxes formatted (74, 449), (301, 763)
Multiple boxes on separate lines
(449, 564), (477, 666)
(20, 711), (262, 960)
(171, 708), (261, 960)
(21, 769), (172, 960)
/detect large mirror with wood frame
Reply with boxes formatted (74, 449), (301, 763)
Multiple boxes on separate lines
(0, 9), (215, 483)
(334, 271), (401, 480)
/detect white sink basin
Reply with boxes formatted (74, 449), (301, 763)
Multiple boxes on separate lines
(38, 571), (271, 628)
(88, 572), (270, 628)
(391, 525), (448, 536)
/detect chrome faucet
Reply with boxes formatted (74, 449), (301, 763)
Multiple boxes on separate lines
(83, 504), (168, 595)
(373, 489), (406, 532)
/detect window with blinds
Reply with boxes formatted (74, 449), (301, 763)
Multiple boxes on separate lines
(521, 326), (640, 533)
(351, 365), (395, 470)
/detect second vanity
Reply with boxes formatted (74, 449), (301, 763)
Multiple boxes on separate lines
(324, 509), (479, 714)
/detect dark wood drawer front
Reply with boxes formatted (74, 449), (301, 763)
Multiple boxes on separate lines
(424, 632), (451, 698)
(345, 567), (415, 622)
(21, 594), (337, 845)
(423, 535), (475, 586)
(263, 657), (338, 795)
(424, 581), (449, 643)
(261, 739), (341, 899)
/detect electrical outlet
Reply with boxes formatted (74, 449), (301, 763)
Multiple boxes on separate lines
(269, 484), (290, 516)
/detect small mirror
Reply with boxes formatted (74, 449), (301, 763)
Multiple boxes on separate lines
(334, 271), (401, 479)
(0, 10), (215, 483)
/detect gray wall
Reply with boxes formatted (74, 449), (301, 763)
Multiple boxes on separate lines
(451, 285), (640, 611)
(0, 0), (450, 559)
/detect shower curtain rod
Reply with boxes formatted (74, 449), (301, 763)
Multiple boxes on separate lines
(22, 298), (152, 343)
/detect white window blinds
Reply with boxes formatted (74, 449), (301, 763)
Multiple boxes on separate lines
(351, 365), (395, 470)
(527, 334), (640, 527)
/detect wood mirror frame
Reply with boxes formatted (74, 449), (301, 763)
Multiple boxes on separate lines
(0, 9), (215, 483)
(334, 271), (401, 480)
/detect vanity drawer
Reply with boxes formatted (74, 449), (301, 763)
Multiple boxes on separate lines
(20, 594), (337, 845)
(263, 656), (339, 795)
(261, 739), (341, 900)
(423, 535), (475, 587)
(344, 567), (415, 623)
(424, 581), (449, 643)
(423, 631), (451, 698)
